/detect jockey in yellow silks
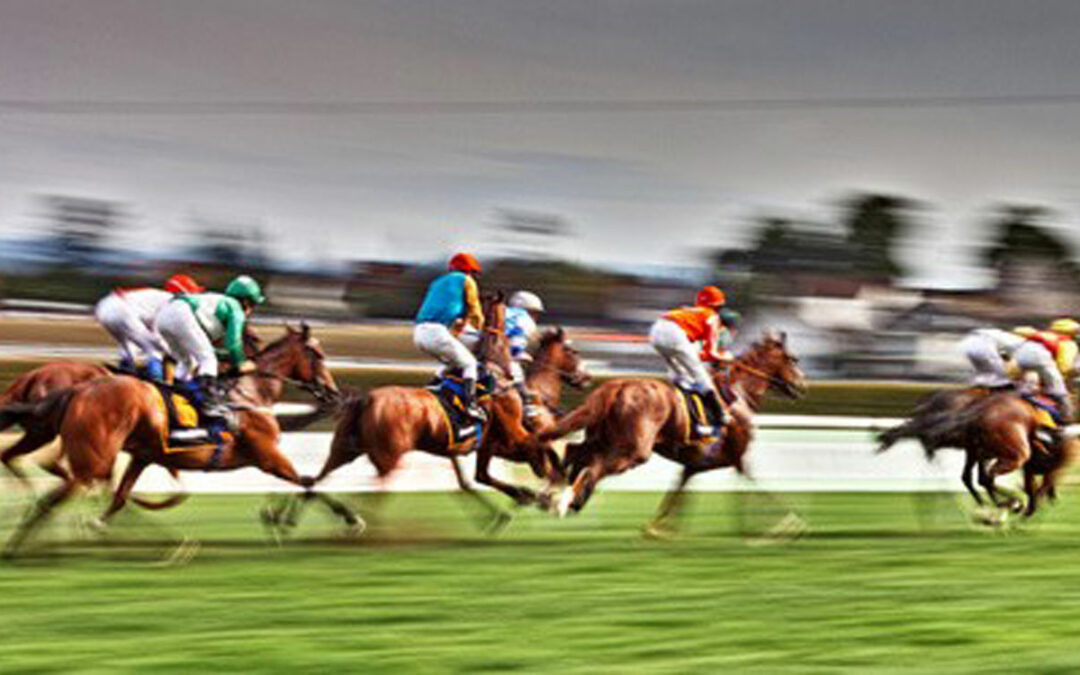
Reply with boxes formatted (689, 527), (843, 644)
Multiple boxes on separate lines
(1012, 318), (1080, 421)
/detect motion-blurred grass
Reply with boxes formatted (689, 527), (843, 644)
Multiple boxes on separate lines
(0, 491), (1077, 673)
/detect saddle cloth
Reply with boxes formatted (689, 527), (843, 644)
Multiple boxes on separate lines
(152, 383), (224, 450)
(428, 373), (495, 448)
(675, 385), (726, 444)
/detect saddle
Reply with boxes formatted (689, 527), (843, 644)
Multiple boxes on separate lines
(428, 371), (496, 448)
(151, 382), (232, 452)
(675, 385), (727, 443)
(1022, 393), (1064, 456)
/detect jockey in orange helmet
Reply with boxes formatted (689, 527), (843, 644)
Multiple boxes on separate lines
(414, 253), (487, 421)
(649, 285), (731, 456)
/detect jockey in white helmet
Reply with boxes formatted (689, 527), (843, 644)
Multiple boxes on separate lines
(506, 290), (544, 416)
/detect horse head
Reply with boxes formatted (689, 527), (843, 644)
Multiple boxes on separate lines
(259, 323), (340, 401)
(730, 330), (807, 400)
(479, 291), (514, 378)
(535, 327), (591, 389)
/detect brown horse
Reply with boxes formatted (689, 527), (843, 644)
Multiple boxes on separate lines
(269, 294), (561, 534)
(878, 389), (1074, 517)
(0, 362), (109, 486)
(537, 332), (806, 531)
(1, 325), (338, 556)
(472, 327), (591, 502)
(0, 325), (266, 489)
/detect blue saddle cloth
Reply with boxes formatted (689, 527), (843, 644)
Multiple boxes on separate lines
(428, 371), (495, 446)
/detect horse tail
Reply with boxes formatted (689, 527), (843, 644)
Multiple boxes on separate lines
(538, 400), (596, 442)
(0, 388), (76, 433)
(875, 421), (916, 454)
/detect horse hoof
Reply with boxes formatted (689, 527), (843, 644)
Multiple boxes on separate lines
(259, 505), (279, 527)
(642, 521), (674, 541)
(556, 487), (575, 519)
(1008, 499), (1025, 515)
(344, 518), (368, 538)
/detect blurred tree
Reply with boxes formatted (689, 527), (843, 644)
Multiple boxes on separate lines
(47, 196), (120, 267)
(983, 205), (1072, 270)
(841, 193), (919, 282)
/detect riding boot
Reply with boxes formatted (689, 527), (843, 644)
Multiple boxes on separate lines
(701, 390), (729, 461)
(196, 375), (233, 430)
(463, 378), (488, 423)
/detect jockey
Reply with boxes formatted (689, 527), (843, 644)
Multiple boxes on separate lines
(94, 274), (205, 381)
(649, 285), (730, 451)
(958, 327), (1026, 389)
(414, 253), (486, 421)
(506, 290), (544, 415)
(1012, 318), (1080, 421)
(155, 275), (265, 437)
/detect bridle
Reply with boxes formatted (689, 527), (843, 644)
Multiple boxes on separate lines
(731, 356), (802, 398)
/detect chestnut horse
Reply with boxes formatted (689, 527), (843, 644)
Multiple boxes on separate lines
(879, 389), (1074, 518)
(0, 362), (109, 486)
(1, 325), (338, 556)
(474, 327), (591, 502)
(0, 326), (265, 490)
(538, 332), (806, 533)
(268, 295), (562, 534)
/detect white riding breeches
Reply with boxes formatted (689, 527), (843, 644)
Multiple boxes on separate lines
(155, 300), (218, 380)
(1014, 341), (1068, 398)
(649, 318), (713, 393)
(958, 333), (1012, 388)
(94, 293), (166, 363)
(414, 322), (478, 380)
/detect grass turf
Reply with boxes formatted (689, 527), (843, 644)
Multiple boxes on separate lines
(0, 490), (1078, 673)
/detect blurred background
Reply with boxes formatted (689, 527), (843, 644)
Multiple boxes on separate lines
(4, 1), (1080, 382)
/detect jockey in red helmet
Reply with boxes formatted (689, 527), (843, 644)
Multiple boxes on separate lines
(414, 253), (487, 421)
(649, 285), (732, 457)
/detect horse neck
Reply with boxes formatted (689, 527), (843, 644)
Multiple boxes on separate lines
(245, 343), (292, 404)
(527, 352), (563, 405)
(731, 354), (770, 411)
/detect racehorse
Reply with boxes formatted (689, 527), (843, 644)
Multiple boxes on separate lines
(266, 293), (562, 534)
(536, 331), (806, 534)
(878, 388), (1074, 518)
(1, 324), (338, 556)
(0, 362), (109, 486)
(474, 327), (591, 501)
(0, 325), (266, 491)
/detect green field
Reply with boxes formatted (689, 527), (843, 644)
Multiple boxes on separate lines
(1, 490), (1079, 673)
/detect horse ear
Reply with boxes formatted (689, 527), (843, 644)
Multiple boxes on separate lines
(300, 321), (311, 340)
(780, 331), (788, 345)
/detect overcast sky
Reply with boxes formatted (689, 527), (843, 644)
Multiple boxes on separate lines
(4, 0), (1080, 284)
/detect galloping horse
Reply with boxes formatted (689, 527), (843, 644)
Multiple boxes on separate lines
(0, 326), (265, 489)
(473, 327), (591, 501)
(269, 294), (562, 533)
(879, 389), (1074, 517)
(2, 325), (338, 556)
(0, 362), (109, 486)
(537, 331), (806, 533)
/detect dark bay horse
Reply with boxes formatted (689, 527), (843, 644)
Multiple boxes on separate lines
(1, 325), (338, 556)
(537, 332), (806, 533)
(269, 294), (562, 534)
(878, 388), (1074, 518)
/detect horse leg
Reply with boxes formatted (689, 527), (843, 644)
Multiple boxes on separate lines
(450, 455), (510, 532)
(1023, 467), (1039, 518)
(556, 455), (603, 518)
(644, 466), (699, 537)
(960, 450), (985, 506)
(474, 443), (537, 506)
(1, 426), (61, 493)
(93, 459), (149, 529)
(272, 434), (366, 533)
(2, 477), (80, 558)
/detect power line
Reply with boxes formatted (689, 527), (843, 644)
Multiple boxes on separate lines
(4, 93), (1080, 116)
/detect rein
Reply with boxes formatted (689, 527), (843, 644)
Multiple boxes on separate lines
(732, 359), (790, 392)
